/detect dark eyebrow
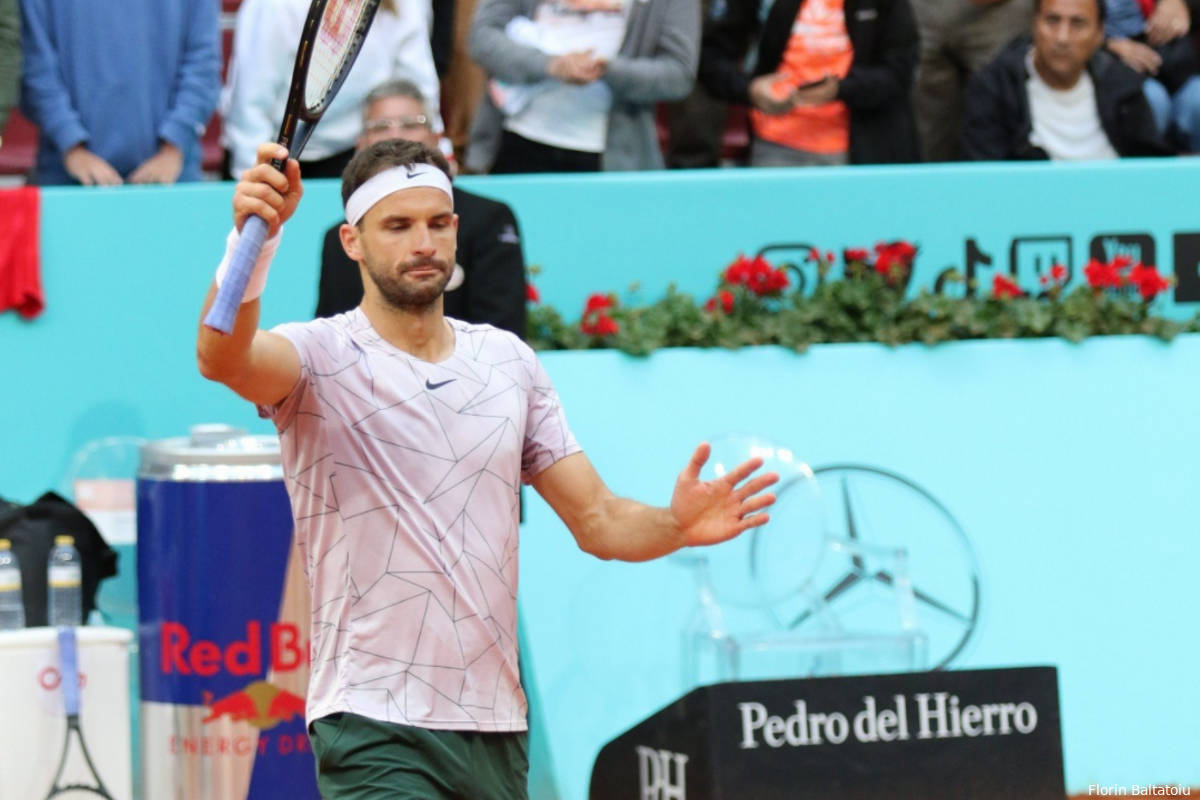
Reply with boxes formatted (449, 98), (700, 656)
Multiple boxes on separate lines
(378, 211), (453, 225)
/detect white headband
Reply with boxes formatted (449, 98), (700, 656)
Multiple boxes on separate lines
(344, 164), (454, 225)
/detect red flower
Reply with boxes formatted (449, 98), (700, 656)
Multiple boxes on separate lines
(870, 241), (918, 281)
(1083, 258), (1124, 289)
(825, 251), (835, 264)
(1127, 262), (1171, 300)
(580, 293), (619, 336)
(992, 273), (1023, 299)
(1049, 263), (1067, 283)
(704, 289), (735, 314)
(722, 254), (753, 285)
(722, 253), (789, 296)
(891, 241), (918, 261)
(526, 283), (540, 304)
(844, 248), (870, 263)
(585, 292), (614, 313)
(582, 313), (619, 336)
(874, 250), (896, 276)
(1111, 255), (1133, 270)
(807, 247), (820, 263)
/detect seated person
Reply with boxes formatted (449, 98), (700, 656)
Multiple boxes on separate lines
(962, 0), (1171, 159)
(698, 0), (921, 166)
(1102, 0), (1200, 151)
(317, 80), (527, 339)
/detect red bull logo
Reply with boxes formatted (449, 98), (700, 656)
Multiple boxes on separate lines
(202, 681), (306, 731)
(160, 621), (309, 676)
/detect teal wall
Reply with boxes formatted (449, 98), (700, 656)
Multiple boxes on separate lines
(3, 163), (1198, 797)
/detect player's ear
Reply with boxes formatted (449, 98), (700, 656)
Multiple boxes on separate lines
(340, 222), (363, 262)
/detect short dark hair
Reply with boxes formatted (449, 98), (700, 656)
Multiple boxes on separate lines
(340, 138), (452, 209)
(1033, 0), (1106, 24)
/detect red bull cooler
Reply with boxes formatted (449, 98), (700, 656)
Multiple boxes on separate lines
(138, 425), (317, 799)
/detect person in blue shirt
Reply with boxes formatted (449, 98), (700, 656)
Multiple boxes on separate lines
(19, 0), (219, 185)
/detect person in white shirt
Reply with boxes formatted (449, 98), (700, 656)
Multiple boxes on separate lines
(961, 0), (1170, 159)
(221, 0), (442, 178)
(467, 0), (700, 172)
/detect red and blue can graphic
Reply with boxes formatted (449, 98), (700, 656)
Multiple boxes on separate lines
(138, 429), (317, 800)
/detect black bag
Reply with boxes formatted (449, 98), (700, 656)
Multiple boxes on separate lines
(0, 492), (118, 626)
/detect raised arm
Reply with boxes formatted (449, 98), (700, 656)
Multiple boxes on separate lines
(196, 143), (304, 406)
(531, 444), (778, 562)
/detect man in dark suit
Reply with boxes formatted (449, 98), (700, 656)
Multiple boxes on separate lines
(316, 79), (527, 337)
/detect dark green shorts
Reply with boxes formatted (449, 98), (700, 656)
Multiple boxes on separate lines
(308, 712), (529, 800)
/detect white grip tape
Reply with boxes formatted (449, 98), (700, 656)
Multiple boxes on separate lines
(214, 225), (283, 302)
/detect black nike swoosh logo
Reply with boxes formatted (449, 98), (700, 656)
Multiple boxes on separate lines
(425, 378), (455, 390)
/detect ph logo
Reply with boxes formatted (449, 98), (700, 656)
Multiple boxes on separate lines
(635, 746), (688, 800)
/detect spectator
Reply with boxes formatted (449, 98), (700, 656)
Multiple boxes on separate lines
(665, 0), (734, 169)
(1103, 0), (1200, 151)
(0, 0), (17, 133)
(441, 0), (489, 163)
(466, 0), (700, 173)
(911, 0), (1034, 162)
(223, 0), (441, 179)
(317, 79), (527, 338)
(699, 0), (921, 167)
(962, 0), (1171, 159)
(18, 0), (219, 186)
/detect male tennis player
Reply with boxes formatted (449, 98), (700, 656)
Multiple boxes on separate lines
(196, 139), (778, 799)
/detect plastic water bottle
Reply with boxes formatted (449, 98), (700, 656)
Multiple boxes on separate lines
(48, 535), (83, 627)
(0, 539), (25, 630)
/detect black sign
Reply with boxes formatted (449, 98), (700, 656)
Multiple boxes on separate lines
(590, 667), (1064, 800)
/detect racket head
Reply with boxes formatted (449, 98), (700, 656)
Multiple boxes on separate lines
(274, 0), (382, 156)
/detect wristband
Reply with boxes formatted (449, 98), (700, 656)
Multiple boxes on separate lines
(214, 225), (283, 302)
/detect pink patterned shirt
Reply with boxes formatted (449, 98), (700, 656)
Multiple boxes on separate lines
(260, 309), (579, 731)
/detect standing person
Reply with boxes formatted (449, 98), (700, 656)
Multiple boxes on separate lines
(910, 0), (1035, 162)
(18, 0), (219, 186)
(197, 138), (778, 798)
(699, 0), (921, 166)
(0, 0), (18, 134)
(316, 79), (527, 338)
(222, 0), (441, 179)
(466, 0), (700, 173)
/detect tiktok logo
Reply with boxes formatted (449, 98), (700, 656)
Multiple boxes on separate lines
(636, 746), (688, 800)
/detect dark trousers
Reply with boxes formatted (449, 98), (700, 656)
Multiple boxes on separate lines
(490, 130), (601, 174)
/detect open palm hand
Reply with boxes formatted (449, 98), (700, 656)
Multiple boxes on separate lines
(670, 443), (779, 548)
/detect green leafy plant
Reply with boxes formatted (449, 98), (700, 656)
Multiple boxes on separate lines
(525, 247), (1196, 355)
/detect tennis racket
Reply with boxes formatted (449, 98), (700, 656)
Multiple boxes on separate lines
(204, 0), (384, 334)
(44, 627), (114, 799)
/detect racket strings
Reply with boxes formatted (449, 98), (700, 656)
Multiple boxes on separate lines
(307, 0), (371, 110)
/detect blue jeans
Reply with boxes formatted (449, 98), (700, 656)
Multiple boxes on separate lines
(1143, 75), (1200, 152)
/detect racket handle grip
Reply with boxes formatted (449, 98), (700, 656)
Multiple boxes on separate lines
(203, 215), (270, 335)
(58, 626), (81, 717)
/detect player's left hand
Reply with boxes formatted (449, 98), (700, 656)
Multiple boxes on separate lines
(129, 142), (184, 184)
(670, 442), (778, 547)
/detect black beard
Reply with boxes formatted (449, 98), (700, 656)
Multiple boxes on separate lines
(364, 256), (452, 311)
